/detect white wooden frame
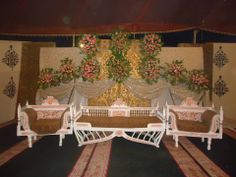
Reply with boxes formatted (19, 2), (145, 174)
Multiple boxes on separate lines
(17, 103), (74, 148)
(73, 105), (165, 148)
(165, 102), (223, 150)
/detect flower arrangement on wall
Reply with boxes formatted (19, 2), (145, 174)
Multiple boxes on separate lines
(107, 30), (131, 83)
(187, 70), (209, 93)
(140, 33), (163, 57)
(162, 60), (187, 85)
(37, 31), (210, 94)
(58, 57), (78, 83)
(78, 34), (101, 82)
(79, 57), (101, 82)
(138, 33), (163, 84)
(107, 55), (132, 83)
(38, 68), (60, 89)
(78, 34), (98, 58)
(138, 56), (162, 84)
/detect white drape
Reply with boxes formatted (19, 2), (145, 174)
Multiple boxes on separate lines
(36, 78), (209, 108)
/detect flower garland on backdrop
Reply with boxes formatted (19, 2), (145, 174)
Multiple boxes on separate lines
(78, 34), (98, 58)
(38, 31), (209, 93)
(138, 56), (162, 84)
(78, 56), (100, 82)
(106, 30), (132, 83)
(138, 33), (163, 84)
(78, 34), (101, 82)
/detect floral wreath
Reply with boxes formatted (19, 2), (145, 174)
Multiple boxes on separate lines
(38, 68), (60, 89)
(187, 69), (209, 93)
(107, 55), (131, 83)
(58, 57), (78, 83)
(78, 34), (98, 58)
(162, 60), (187, 85)
(141, 33), (163, 57)
(78, 57), (100, 82)
(138, 56), (162, 84)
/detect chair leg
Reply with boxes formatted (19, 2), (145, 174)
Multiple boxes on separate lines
(28, 136), (32, 148)
(207, 138), (212, 151)
(201, 137), (205, 142)
(175, 135), (179, 148)
(59, 134), (63, 147)
(33, 135), (37, 141)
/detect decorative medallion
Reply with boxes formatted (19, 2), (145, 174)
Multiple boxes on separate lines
(3, 77), (16, 98)
(2, 45), (19, 70)
(213, 76), (229, 97)
(214, 46), (228, 69)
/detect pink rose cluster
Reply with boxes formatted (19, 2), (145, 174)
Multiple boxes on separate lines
(190, 71), (209, 86)
(39, 73), (54, 84)
(81, 59), (100, 81)
(111, 32), (129, 53)
(143, 33), (162, 55)
(113, 32), (126, 51)
(59, 64), (74, 74)
(143, 59), (161, 79)
(79, 34), (97, 56)
(168, 63), (185, 77)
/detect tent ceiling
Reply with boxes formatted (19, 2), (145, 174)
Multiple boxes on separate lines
(0, 0), (235, 35)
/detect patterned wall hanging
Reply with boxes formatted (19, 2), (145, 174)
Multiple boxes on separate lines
(214, 46), (228, 69)
(213, 76), (229, 97)
(3, 77), (16, 98)
(2, 45), (19, 70)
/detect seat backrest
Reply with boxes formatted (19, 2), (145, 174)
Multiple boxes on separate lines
(201, 110), (217, 126)
(24, 108), (38, 124)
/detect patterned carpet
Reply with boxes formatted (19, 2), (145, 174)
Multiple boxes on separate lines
(0, 124), (235, 177)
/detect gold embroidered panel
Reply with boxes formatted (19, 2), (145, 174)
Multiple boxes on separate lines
(88, 83), (150, 106)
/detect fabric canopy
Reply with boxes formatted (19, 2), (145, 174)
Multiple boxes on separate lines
(0, 0), (235, 35)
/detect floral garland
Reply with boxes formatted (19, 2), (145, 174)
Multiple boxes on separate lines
(107, 55), (131, 83)
(141, 33), (163, 57)
(162, 60), (187, 85)
(187, 70), (209, 93)
(78, 34), (98, 58)
(107, 30), (131, 83)
(78, 34), (101, 83)
(78, 57), (100, 82)
(38, 68), (60, 89)
(138, 57), (162, 84)
(138, 33), (163, 84)
(110, 30), (131, 58)
(58, 57), (78, 83)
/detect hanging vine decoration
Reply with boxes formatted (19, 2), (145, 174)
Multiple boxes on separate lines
(2, 45), (19, 70)
(214, 46), (229, 69)
(3, 77), (16, 98)
(213, 75), (229, 97)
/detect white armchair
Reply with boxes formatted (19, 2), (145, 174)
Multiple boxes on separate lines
(165, 97), (223, 150)
(17, 97), (74, 148)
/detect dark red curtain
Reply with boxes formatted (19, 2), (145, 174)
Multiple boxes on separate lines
(0, 0), (235, 35)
